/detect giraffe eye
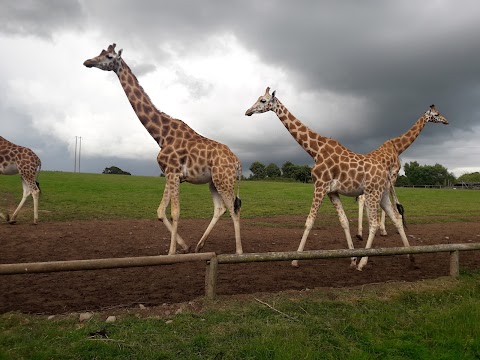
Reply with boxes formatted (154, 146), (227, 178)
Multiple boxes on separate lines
(260, 99), (266, 103)
(106, 54), (113, 59)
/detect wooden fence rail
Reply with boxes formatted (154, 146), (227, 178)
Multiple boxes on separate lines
(1, 243), (479, 300)
(0, 253), (216, 275)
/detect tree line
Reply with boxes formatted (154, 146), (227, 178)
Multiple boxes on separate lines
(249, 160), (469, 186)
(249, 161), (312, 183)
(105, 161), (479, 186)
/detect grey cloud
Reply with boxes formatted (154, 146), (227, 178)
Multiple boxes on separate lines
(2, 0), (479, 177)
(0, 1), (85, 38)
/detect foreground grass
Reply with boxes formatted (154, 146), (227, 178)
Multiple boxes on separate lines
(1, 272), (479, 359)
(1, 171), (479, 224)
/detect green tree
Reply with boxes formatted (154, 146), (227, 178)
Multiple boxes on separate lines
(404, 161), (455, 186)
(249, 161), (267, 179)
(294, 165), (312, 183)
(395, 174), (410, 187)
(265, 163), (281, 178)
(281, 161), (297, 179)
(102, 166), (131, 175)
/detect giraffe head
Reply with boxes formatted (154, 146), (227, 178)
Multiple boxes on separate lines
(424, 105), (449, 124)
(245, 87), (277, 116)
(83, 43), (123, 72)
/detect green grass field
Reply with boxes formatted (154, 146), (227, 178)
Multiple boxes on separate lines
(1, 171), (479, 224)
(1, 171), (480, 359)
(1, 273), (479, 359)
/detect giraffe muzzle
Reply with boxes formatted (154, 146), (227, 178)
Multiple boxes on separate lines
(83, 59), (95, 68)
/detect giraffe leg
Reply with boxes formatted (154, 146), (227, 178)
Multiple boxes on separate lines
(9, 179), (31, 224)
(329, 193), (357, 268)
(379, 210), (387, 236)
(222, 189), (242, 255)
(291, 183), (326, 268)
(380, 193), (417, 268)
(195, 182), (227, 253)
(31, 180), (40, 225)
(157, 175), (189, 255)
(357, 195), (381, 271)
(356, 195), (365, 241)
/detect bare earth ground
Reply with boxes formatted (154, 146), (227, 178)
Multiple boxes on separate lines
(1, 216), (479, 315)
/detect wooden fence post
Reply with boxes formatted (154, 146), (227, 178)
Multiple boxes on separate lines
(205, 255), (218, 299)
(449, 250), (460, 277)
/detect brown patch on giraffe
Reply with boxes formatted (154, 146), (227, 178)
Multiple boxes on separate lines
(330, 164), (340, 179)
(133, 88), (142, 100)
(138, 115), (149, 126)
(143, 104), (153, 114)
(324, 158), (335, 169)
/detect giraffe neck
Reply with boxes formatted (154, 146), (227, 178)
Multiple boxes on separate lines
(274, 100), (329, 159)
(390, 115), (427, 155)
(0, 137), (14, 153)
(115, 60), (172, 146)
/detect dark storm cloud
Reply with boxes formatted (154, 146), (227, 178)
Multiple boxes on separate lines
(82, 1), (480, 150)
(0, 1), (85, 38)
(222, 1), (480, 154)
(1, 0), (479, 176)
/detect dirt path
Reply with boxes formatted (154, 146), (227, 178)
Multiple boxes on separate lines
(1, 217), (479, 314)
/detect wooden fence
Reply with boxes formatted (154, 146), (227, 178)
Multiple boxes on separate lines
(1, 243), (479, 299)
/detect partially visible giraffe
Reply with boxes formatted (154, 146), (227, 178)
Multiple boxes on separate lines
(356, 154), (404, 240)
(0, 136), (41, 224)
(245, 88), (448, 270)
(357, 194), (387, 240)
(84, 44), (243, 255)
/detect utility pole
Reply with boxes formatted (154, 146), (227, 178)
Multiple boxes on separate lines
(74, 136), (83, 173)
(78, 136), (82, 173)
(74, 136), (78, 173)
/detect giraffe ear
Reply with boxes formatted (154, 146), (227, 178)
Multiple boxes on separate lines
(271, 90), (276, 99)
(118, 49), (123, 57)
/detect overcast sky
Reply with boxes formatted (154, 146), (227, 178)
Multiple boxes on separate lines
(1, 1), (479, 178)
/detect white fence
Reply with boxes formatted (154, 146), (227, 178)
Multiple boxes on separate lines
(1, 243), (479, 299)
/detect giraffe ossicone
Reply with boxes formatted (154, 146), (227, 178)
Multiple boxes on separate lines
(245, 87), (448, 270)
(0, 136), (41, 224)
(84, 43), (243, 255)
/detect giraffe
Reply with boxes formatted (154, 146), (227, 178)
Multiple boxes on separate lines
(0, 136), (41, 224)
(245, 88), (448, 270)
(84, 44), (243, 255)
(357, 194), (387, 240)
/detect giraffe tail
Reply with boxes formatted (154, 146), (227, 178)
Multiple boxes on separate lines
(395, 202), (407, 229)
(390, 182), (407, 230)
(234, 161), (242, 214)
(36, 161), (42, 193)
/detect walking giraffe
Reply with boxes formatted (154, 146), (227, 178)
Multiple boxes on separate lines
(84, 44), (243, 255)
(0, 136), (41, 224)
(245, 88), (448, 270)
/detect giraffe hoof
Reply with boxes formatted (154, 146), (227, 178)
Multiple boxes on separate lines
(355, 234), (363, 241)
(8, 220), (17, 225)
(180, 245), (192, 254)
(291, 260), (300, 268)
